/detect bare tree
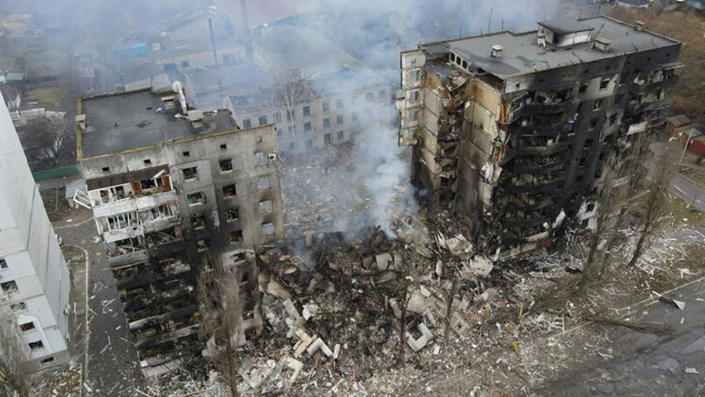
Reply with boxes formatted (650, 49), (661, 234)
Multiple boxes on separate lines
(270, 70), (314, 149)
(0, 309), (31, 397)
(579, 161), (622, 291)
(627, 152), (675, 268)
(199, 255), (244, 397)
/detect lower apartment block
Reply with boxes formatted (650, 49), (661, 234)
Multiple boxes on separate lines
(398, 16), (681, 258)
(74, 85), (284, 374)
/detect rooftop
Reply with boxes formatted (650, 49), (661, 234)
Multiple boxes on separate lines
(422, 16), (679, 80)
(79, 88), (238, 158)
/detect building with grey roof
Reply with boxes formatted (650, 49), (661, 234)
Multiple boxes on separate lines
(398, 16), (681, 258)
(74, 84), (284, 375)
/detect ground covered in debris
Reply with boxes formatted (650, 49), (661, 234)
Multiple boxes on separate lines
(145, 191), (705, 396)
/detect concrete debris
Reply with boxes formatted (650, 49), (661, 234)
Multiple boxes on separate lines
(307, 337), (334, 358)
(406, 322), (433, 352)
(685, 367), (699, 375)
(461, 255), (494, 278)
(657, 294), (686, 310)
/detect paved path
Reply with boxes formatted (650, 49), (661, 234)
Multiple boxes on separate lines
(672, 173), (705, 212)
(540, 278), (705, 396)
(56, 217), (146, 396)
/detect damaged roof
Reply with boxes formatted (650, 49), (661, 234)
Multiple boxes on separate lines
(424, 16), (679, 80)
(79, 88), (238, 158)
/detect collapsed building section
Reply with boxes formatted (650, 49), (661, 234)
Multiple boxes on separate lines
(74, 83), (285, 375)
(398, 16), (681, 257)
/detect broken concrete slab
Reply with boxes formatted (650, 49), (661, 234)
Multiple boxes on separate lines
(375, 253), (393, 271)
(307, 337), (333, 357)
(461, 255), (493, 278)
(406, 323), (433, 352)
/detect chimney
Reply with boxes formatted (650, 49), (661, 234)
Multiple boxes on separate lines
(634, 21), (645, 31)
(490, 45), (503, 58)
(593, 37), (611, 52)
(537, 31), (546, 48)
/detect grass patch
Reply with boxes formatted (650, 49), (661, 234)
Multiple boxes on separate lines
(61, 245), (85, 271)
(40, 187), (71, 222)
(25, 87), (66, 109)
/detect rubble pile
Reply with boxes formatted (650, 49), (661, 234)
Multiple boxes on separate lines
(280, 142), (374, 237)
(213, 214), (531, 394)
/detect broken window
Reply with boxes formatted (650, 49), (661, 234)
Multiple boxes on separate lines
(306, 140), (313, 149)
(10, 302), (26, 312)
(191, 213), (206, 229)
(219, 159), (233, 172)
(226, 207), (240, 222)
(186, 192), (206, 206)
(409, 110), (418, 122)
(593, 99), (603, 111)
(229, 230), (243, 242)
(324, 133), (332, 145)
(336, 99), (343, 109)
(102, 166), (110, 172)
(590, 118), (599, 129)
(259, 200), (273, 215)
(28, 341), (44, 351)
(257, 176), (271, 190)
(258, 115), (267, 125)
(0, 258), (7, 270)
(323, 118), (331, 128)
(40, 357), (55, 365)
(182, 151), (190, 157)
(609, 113), (618, 126)
(274, 112), (282, 123)
(243, 119), (252, 128)
(277, 129), (283, 137)
(336, 115), (343, 125)
(303, 106), (311, 117)
(289, 142), (296, 150)
(196, 239), (210, 252)
(322, 101), (330, 112)
(182, 167), (197, 181)
(599, 78), (610, 90)
(1, 280), (18, 293)
(378, 89), (386, 99)
(20, 322), (35, 332)
(223, 184), (237, 198)
(256, 135), (263, 144)
(220, 143), (227, 150)
(409, 90), (419, 102)
(337, 130), (344, 140)
(143, 159), (152, 165)
(366, 92), (374, 101)
(410, 69), (420, 81)
(578, 82), (589, 94)
(304, 122), (312, 132)
(287, 110), (295, 121)
(351, 113), (359, 122)
(255, 152), (267, 166)
(262, 223), (275, 236)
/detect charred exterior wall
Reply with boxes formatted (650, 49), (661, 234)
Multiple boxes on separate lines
(399, 18), (681, 257)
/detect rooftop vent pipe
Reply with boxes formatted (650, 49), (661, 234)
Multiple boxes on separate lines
(491, 45), (503, 58)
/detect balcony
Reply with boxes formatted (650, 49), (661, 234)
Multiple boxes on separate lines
(136, 191), (179, 211)
(93, 198), (137, 218)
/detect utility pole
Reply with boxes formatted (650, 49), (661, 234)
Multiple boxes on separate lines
(208, 8), (223, 93)
(240, 0), (254, 60)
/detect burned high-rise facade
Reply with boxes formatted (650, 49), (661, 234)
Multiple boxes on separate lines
(398, 17), (681, 257)
(73, 83), (284, 375)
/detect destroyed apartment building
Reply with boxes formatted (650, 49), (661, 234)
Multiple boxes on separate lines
(398, 16), (681, 257)
(72, 83), (285, 375)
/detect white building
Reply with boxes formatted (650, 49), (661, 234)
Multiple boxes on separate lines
(0, 96), (71, 371)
